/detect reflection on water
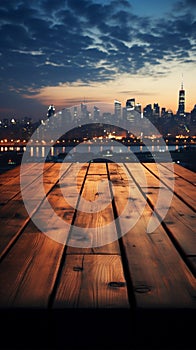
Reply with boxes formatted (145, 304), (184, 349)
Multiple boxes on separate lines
(0, 143), (191, 158)
(24, 143), (181, 158)
(0, 143), (195, 173)
(0, 142), (194, 161)
(23, 145), (179, 158)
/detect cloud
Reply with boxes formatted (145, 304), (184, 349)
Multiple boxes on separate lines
(174, 0), (196, 10)
(118, 91), (154, 96)
(58, 97), (103, 106)
(0, 0), (195, 115)
(12, 49), (44, 56)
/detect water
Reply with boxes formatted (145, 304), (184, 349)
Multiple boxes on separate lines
(0, 143), (195, 173)
(5, 143), (187, 158)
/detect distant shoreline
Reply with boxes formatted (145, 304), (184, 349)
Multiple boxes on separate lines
(0, 147), (195, 174)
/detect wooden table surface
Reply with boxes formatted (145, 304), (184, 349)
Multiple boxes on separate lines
(0, 161), (195, 350)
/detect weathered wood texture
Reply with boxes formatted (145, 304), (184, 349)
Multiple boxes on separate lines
(54, 254), (129, 309)
(109, 163), (196, 309)
(0, 162), (195, 349)
(162, 162), (196, 185)
(125, 163), (196, 270)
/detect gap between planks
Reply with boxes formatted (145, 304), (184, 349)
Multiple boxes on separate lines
(108, 163), (196, 309)
(125, 162), (196, 274)
(143, 162), (196, 211)
(0, 163), (72, 261)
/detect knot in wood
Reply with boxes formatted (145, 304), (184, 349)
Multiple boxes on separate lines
(73, 266), (83, 272)
(134, 285), (151, 293)
(108, 281), (126, 288)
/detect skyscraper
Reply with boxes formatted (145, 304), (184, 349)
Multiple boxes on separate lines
(143, 104), (153, 119)
(126, 99), (135, 124)
(153, 103), (160, 118)
(190, 105), (196, 135)
(135, 103), (142, 114)
(114, 100), (121, 119)
(126, 98), (135, 109)
(177, 80), (185, 116)
(94, 106), (100, 121)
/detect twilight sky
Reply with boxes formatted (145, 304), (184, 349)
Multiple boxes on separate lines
(0, 0), (196, 120)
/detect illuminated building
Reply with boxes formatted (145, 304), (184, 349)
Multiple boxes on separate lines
(126, 99), (135, 123)
(126, 98), (135, 109)
(94, 106), (100, 121)
(135, 103), (142, 114)
(190, 104), (196, 135)
(114, 100), (122, 119)
(143, 104), (153, 119)
(153, 103), (160, 118)
(177, 81), (185, 117)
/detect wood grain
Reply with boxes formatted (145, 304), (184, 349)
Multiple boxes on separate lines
(0, 161), (195, 315)
(67, 163), (120, 254)
(162, 162), (196, 185)
(0, 163), (70, 259)
(144, 162), (196, 211)
(125, 163), (196, 259)
(108, 162), (196, 308)
(54, 254), (130, 309)
(0, 163), (54, 204)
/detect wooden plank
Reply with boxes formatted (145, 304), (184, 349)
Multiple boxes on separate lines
(144, 162), (196, 211)
(0, 162), (44, 185)
(0, 200), (29, 257)
(87, 162), (107, 174)
(66, 162), (119, 254)
(0, 163), (38, 183)
(0, 162), (195, 350)
(0, 162), (195, 312)
(53, 254), (130, 308)
(0, 164), (89, 307)
(0, 162), (51, 186)
(0, 162), (54, 204)
(122, 225), (196, 308)
(0, 164), (22, 184)
(108, 163), (196, 308)
(0, 229), (64, 308)
(125, 162), (196, 260)
(17, 162), (62, 201)
(66, 162), (120, 253)
(33, 163), (89, 246)
(162, 162), (196, 185)
(187, 256), (196, 274)
(0, 163), (71, 259)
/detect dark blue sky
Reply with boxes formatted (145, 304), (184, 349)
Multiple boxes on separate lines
(0, 0), (195, 119)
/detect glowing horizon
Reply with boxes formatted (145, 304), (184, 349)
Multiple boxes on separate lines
(23, 68), (196, 117)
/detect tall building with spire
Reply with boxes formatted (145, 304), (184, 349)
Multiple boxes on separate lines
(177, 79), (185, 116)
